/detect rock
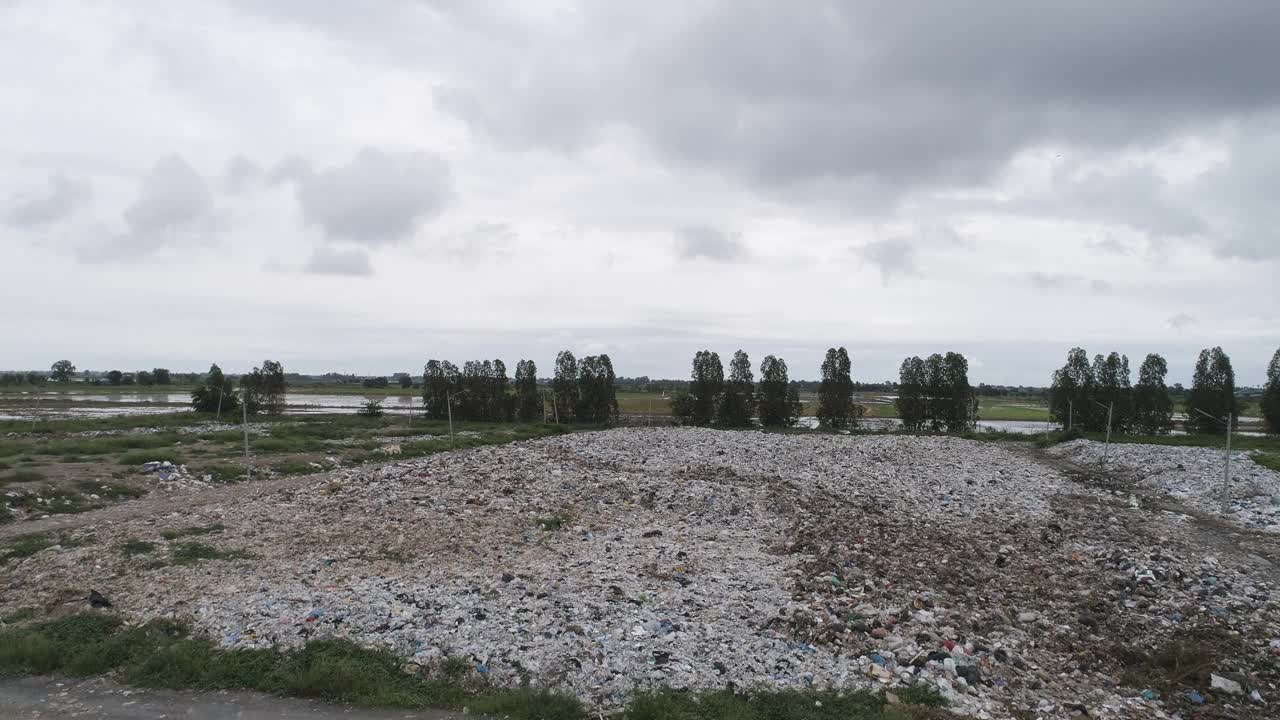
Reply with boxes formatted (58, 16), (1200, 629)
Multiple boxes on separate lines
(88, 590), (112, 608)
(1016, 611), (1038, 623)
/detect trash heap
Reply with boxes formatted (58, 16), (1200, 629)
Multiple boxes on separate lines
(1049, 439), (1280, 531)
(3, 429), (1278, 719)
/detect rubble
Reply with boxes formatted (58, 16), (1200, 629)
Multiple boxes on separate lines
(2, 429), (1278, 719)
(1049, 439), (1280, 531)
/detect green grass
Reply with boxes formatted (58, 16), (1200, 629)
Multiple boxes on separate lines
(1, 469), (46, 485)
(196, 463), (248, 483)
(5, 486), (101, 517)
(535, 513), (571, 531)
(0, 614), (951, 720)
(1, 530), (93, 562)
(75, 481), (147, 500)
(117, 449), (185, 466)
(119, 539), (158, 557)
(160, 523), (225, 540)
(1, 607), (38, 624)
(270, 460), (321, 475)
(170, 541), (250, 565)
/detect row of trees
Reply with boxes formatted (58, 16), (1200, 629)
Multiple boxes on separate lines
(189, 361), (286, 416)
(671, 349), (802, 426)
(1050, 349), (1177, 434)
(421, 352), (617, 424)
(896, 352), (977, 432)
(672, 349), (861, 429)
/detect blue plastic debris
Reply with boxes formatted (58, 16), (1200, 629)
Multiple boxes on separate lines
(1186, 691), (1205, 705)
(475, 663), (490, 674)
(1141, 689), (1157, 700)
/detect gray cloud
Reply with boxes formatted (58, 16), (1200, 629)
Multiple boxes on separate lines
(1167, 312), (1195, 330)
(431, 2), (1280, 200)
(674, 226), (746, 262)
(854, 238), (916, 284)
(77, 155), (215, 260)
(5, 174), (90, 227)
(303, 246), (373, 276)
(1026, 272), (1113, 293)
(289, 148), (452, 245)
(440, 222), (518, 263)
(223, 155), (261, 193)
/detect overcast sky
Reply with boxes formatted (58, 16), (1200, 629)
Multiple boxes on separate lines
(2, 1), (1278, 385)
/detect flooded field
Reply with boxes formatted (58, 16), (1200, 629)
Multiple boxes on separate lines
(0, 392), (424, 421)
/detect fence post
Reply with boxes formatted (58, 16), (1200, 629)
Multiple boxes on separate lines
(242, 395), (252, 481)
(1223, 413), (1233, 504)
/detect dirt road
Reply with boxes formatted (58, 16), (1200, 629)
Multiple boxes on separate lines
(0, 676), (465, 720)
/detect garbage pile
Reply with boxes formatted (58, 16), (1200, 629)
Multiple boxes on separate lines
(140, 460), (210, 487)
(3, 429), (1278, 719)
(1049, 439), (1280, 531)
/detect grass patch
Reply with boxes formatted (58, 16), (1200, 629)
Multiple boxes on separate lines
(535, 513), (571, 531)
(271, 459), (320, 476)
(198, 464), (247, 483)
(0, 615), (584, 719)
(1, 607), (38, 624)
(1113, 627), (1238, 694)
(1, 530), (92, 562)
(160, 523), (225, 540)
(170, 541), (250, 565)
(0, 614), (952, 720)
(117, 449), (185, 466)
(1, 469), (45, 485)
(1252, 452), (1280, 472)
(119, 539), (158, 557)
(75, 481), (148, 500)
(5, 486), (101, 517)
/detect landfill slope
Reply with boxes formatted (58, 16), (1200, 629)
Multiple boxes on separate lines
(3, 428), (1278, 719)
(1049, 438), (1280, 531)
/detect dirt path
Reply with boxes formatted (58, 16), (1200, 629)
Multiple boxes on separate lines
(1012, 442), (1280, 571)
(0, 469), (341, 540)
(0, 676), (465, 719)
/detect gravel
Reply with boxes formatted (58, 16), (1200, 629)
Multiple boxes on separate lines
(3, 429), (1278, 719)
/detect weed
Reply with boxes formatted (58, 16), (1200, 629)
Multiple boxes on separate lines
(1, 607), (38, 624)
(6, 486), (100, 516)
(75, 481), (147, 500)
(536, 513), (571, 531)
(170, 541), (250, 565)
(118, 450), (185, 466)
(200, 464), (247, 483)
(119, 540), (158, 557)
(1, 531), (93, 561)
(377, 547), (412, 564)
(160, 523), (225, 540)
(1, 469), (45, 485)
(271, 460), (319, 476)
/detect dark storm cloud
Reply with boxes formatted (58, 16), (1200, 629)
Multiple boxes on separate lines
(674, 226), (746, 262)
(288, 148), (452, 246)
(5, 174), (90, 227)
(432, 1), (1280, 198)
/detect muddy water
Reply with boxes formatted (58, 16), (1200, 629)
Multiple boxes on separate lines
(0, 392), (424, 421)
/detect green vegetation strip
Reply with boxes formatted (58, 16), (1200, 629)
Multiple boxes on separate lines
(0, 615), (951, 720)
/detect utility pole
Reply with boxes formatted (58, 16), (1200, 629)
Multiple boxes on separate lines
(242, 393), (251, 481)
(1193, 408), (1233, 505)
(447, 390), (454, 446)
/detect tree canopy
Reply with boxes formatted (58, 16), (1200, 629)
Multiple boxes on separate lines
(816, 347), (858, 430)
(1185, 347), (1237, 434)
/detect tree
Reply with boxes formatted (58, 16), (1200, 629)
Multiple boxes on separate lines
(50, 360), (75, 383)
(362, 376), (389, 388)
(515, 359), (541, 421)
(399, 374), (413, 389)
(936, 352), (976, 432)
(491, 359), (514, 421)
(152, 368), (171, 385)
(552, 351), (579, 423)
(422, 360), (459, 420)
(242, 359), (287, 416)
(577, 354), (619, 423)
(136, 370), (155, 386)
(1049, 348), (1097, 431)
(106, 370), (123, 386)
(1185, 347), (1238, 434)
(1264, 348), (1280, 434)
(896, 356), (928, 431)
(757, 355), (799, 427)
(718, 350), (755, 427)
(816, 347), (857, 430)
(1092, 352), (1132, 433)
(1132, 354), (1174, 435)
(191, 363), (239, 415)
(675, 350), (724, 425)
